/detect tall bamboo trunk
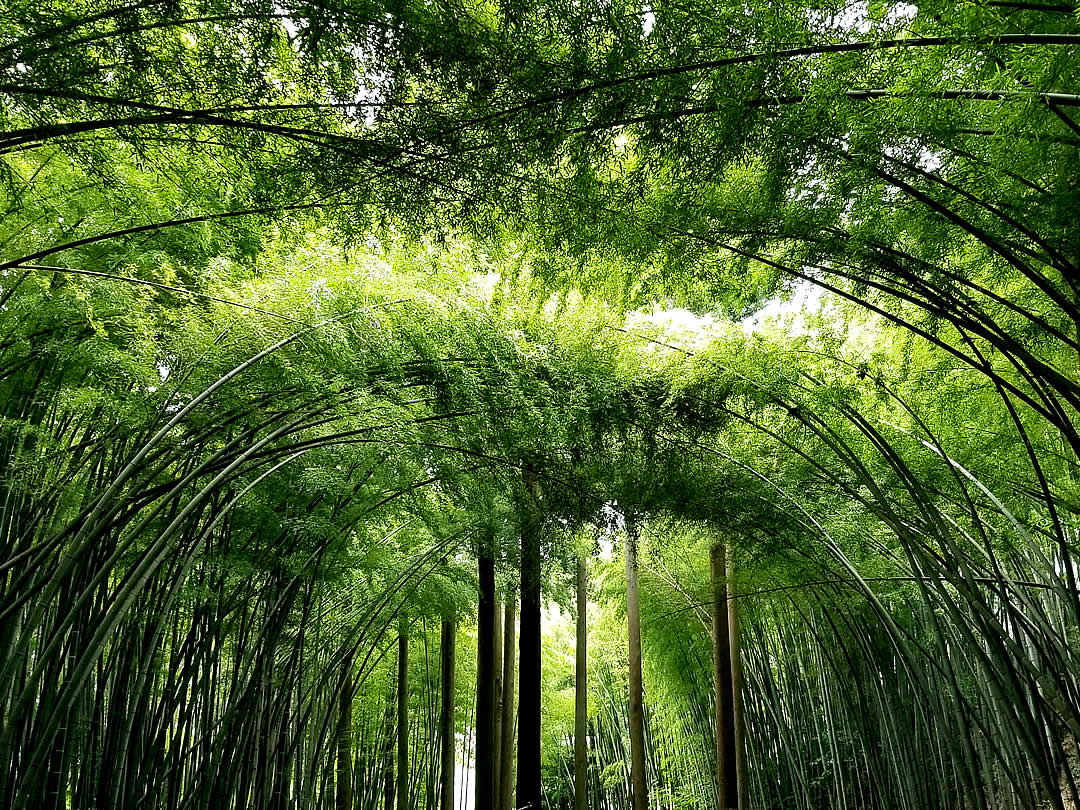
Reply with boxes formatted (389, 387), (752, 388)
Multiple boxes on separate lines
(397, 624), (409, 810)
(336, 660), (354, 810)
(439, 617), (456, 810)
(382, 684), (396, 810)
(574, 553), (589, 810)
(475, 546), (497, 810)
(492, 595), (504, 802)
(711, 541), (737, 810)
(726, 551), (747, 810)
(517, 468), (542, 810)
(625, 514), (648, 810)
(499, 597), (517, 810)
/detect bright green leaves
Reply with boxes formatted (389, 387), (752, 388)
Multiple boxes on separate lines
(2, 3), (1080, 809)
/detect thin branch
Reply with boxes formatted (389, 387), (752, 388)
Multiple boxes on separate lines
(12, 264), (307, 323)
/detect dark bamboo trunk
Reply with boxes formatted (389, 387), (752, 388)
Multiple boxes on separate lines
(475, 547), (497, 810)
(492, 595), (504, 802)
(397, 624), (409, 810)
(625, 515), (648, 810)
(726, 551), (747, 810)
(336, 663), (354, 810)
(574, 553), (588, 810)
(711, 541), (737, 810)
(498, 597), (517, 810)
(439, 617), (456, 810)
(382, 685), (395, 810)
(517, 469), (542, 810)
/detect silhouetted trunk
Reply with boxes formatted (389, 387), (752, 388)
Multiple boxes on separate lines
(712, 541), (737, 810)
(574, 553), (588, 810)
(499, 597), (517, 810)
(727, 551), (747, 810)
(492, 595), (504, 801)
(475, 545), (497, 810)
(336, 661), (354, 810)
(397, 624), (409, 810)
(439, 617), (456, 810)
(382, 686), (395, 810)
(517, 468), (542, 810)
(625, 514), (647, 810)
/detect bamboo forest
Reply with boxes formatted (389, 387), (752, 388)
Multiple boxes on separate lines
(2, 1), (1080, 809)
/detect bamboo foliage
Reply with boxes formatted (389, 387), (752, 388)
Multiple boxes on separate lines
(3, 3), (1080, 809)
(0, 253), (579, 809)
